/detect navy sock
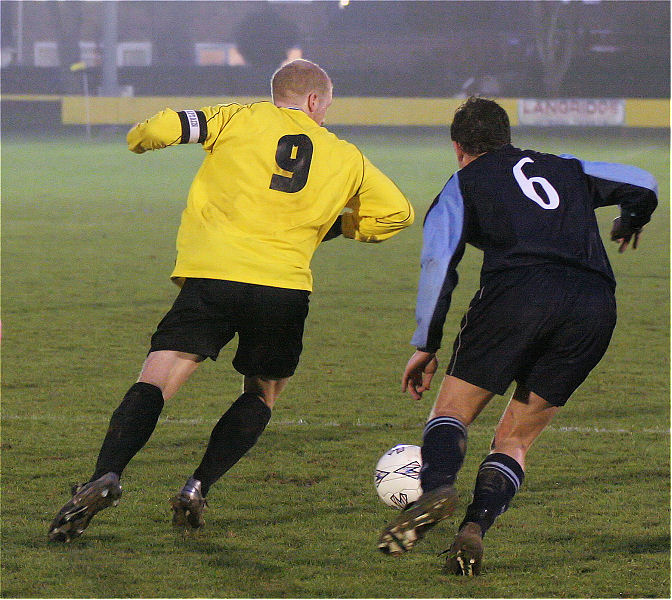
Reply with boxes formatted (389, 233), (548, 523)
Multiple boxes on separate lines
(193, 392), (272, 496)
(420, 416), (468, 493)
(91, 382), (164, 481)
(460, 452), (525, 537)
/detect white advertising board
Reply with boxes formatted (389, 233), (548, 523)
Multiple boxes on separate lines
(519, 99), (626, 126)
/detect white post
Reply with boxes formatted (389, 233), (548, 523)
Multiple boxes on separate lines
(83, 71), (91, 140)
(101, 1), (119, 96)
(16, 1), (24, 65)
(71, 62), (91, 139)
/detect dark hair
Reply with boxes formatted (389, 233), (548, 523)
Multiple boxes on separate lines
(450, 97), (511, 155)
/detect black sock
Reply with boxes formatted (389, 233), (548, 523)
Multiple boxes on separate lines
(193, 392), (272, 497)
(420, 416), (468, 493)
(460, 452), (525, 537)
(91, 382), (164, 481)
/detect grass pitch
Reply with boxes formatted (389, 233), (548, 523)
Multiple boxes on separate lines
(1, 127), (669, 598)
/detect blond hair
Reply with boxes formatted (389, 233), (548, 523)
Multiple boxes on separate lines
(271, 59), (332, 104)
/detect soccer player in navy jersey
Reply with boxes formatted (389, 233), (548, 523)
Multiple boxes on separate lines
(378, 97), (658, 575)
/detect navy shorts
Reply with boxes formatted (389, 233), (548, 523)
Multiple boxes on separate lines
(447, 265), (617, 406)
(150, 278), (310, 379)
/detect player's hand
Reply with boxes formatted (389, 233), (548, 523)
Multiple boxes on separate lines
(610, 216), (642, 253)
(402, 350), (438, 400)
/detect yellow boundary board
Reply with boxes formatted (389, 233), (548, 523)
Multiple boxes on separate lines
(2, 95), (669, 128)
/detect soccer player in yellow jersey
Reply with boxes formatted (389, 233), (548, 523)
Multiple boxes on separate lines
(49, 59), (414, 542)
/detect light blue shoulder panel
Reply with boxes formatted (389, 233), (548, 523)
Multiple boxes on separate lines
(560, 154), (658, 195)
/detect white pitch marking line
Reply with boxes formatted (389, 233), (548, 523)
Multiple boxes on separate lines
(2, 414), (669, 435)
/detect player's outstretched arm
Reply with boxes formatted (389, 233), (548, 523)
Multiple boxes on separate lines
(127, 108), (185, 154)
(127, 105), (234, 154)
(402, 350), (438, 400)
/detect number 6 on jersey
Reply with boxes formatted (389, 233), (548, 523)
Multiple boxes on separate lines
(513, 157), (560, 209)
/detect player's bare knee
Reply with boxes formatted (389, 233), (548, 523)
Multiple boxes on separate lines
(243, 375), (290, 408)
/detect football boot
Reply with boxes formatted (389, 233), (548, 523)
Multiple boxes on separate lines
(48, 472), (122, 542)
(378, 484), (458, 555)
(443, 522), (484, 576)
(170, 477), (207, 529)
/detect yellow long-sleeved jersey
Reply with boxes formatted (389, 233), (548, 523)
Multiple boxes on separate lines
(127, 101), (414, 291)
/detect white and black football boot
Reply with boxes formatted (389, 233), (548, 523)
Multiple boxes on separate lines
(378, 484), (458, 555)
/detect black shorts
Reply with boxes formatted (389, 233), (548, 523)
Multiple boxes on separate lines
(447, 265), (617, 406)
(150, 278), (310, 378)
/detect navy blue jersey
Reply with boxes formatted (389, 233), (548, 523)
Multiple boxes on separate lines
(412, 144), (658, 352)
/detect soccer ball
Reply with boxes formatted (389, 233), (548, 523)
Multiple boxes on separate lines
(374, 444), (423, 508)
